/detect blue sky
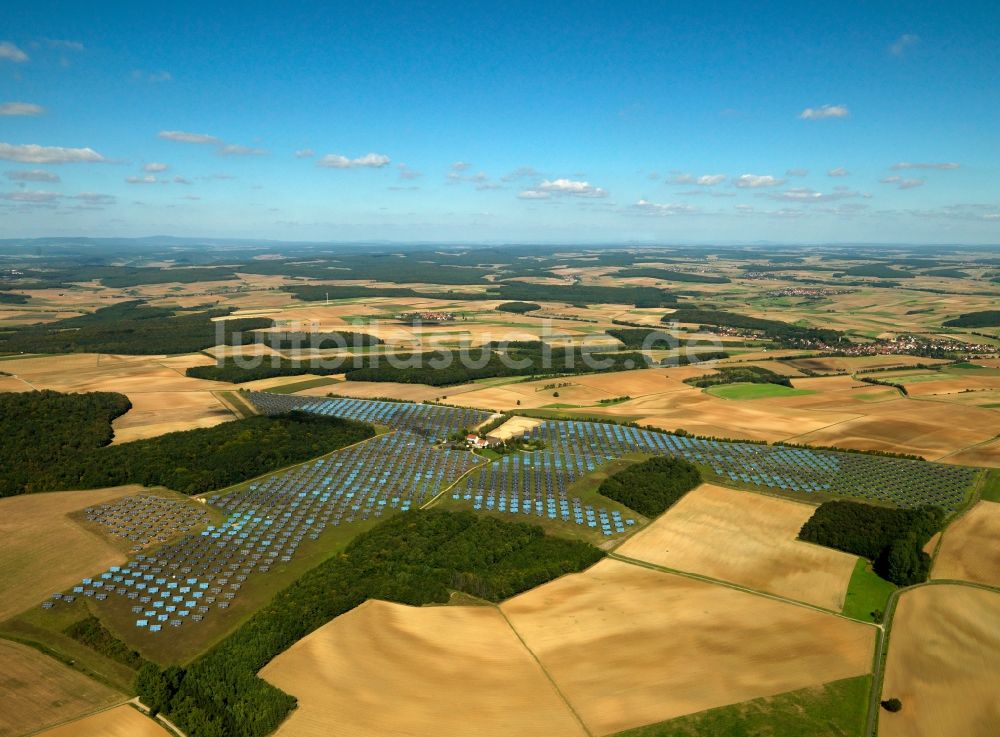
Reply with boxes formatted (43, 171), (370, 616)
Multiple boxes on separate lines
(1, 1), (998, 243)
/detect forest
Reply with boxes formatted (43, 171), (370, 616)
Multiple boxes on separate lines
(684, 365), (793, 388)
(597, 456), (702, 517)
(798, 500), (945, 586)
(496, 301), (541, 313)
(0, 390), (374, 496)
(0, 300), (271, 355)
(662, 307), (846, 346)
(188, 344), (650, 386)
(137, 510), (603, 737)
(942, 309), (1000, 328)
(615, 268), (731, 284)
(0, 291), (29, 303)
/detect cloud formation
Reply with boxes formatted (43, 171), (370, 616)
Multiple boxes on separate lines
(0, 102), (45, 117)
(43, 39), (85, 52)
(519, 178), (607, 199)
(133, 70), (173, 83)
(0, 42), (28, 63)
(880, 175), (925, 189)
(0, 143), (105, 164)
(5, 169), (60, 182)
(397, 163), (422, 180)
(890, 161), (960, 170)
(294, 149), (315, 158)
(158, 130), (221, 145)
(827, 167), (849, 177)
(317, 153), (391, 169)
(786, 168), (809, 177)
(889, 34), (919, 56)
(671, 173), (726, 186)
(634, 199), (697, 215)
(126, 175), (160, 184)
(218, 144), (266, 156)
(501, 166), (540, 182)
(765, 187), (865, 202)
(734, 174), (785, 188)
(143, 162), (169, 172)
(799, 104), (850, 120)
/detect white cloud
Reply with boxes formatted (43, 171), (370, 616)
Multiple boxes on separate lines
(294, 149), (315, 158)
(1, 189), (60, 202)
(74, 192), (115, 205)
(799, 104), (850, 120)
(501, 166), (540, 182)
(733, 174), (785, 188)
(0, 102), (45, 116)
(173, 175), (192, 184)
(397, 163), (422, 180)
(536, 178), (607, 198)
(889, 34), (919, 57)
(786, 168), (809, 177)
(0, 143), (105, 164)
(518, 190), (550, 200)
(218, 143), (266, 156)
(671, 173), (726, 186)
(0, 42), (28, 63)
(827, 167), (849, 177)
(880, 175), (925, 189)
(634, 199), (698, 215)
(44, 39), (85, 52)
(158, 130), (221, 145)
(890, 161), (960, 170)
(143, 162), (169, 172)
(126, 175), (160, 184)
(4, 169), (59, 182)
(765, 187), (864, 202)
(133, 70), (173, 83)
(317, 152), (391, 169)
(451, 161), (471, 172)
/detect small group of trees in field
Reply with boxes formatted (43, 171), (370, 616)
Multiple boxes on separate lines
(798, 500), (945, 586)
(684, 365), (792, 388)
(598, 456), (702, 517)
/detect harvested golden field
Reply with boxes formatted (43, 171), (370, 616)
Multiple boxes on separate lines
(0, 640), (122, 737)
(111, 391), (233, 443)
(502, 558), (876, 736)
(259, 600), (587, 737)
(0, 373), (30, 392)
(489, 415), (543, 440)
(782, 355), (950, 374)
(932, 501), (1000, 587)
(2, 353), (225, 394)
(940, 439), (1000, 467)
(879, 585), (1000, 737)
(615, 484), (857, 610)
(0, 487), (138, 621)
(34, 704), (172, 737)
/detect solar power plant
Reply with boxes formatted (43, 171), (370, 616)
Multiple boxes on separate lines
(82, 495), (211, 551)
(246, 392), (491, 437)
(45, 431), (483, 632)
(451, 419), (975, 534)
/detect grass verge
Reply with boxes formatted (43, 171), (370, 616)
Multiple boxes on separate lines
(842, 558), (897, 622)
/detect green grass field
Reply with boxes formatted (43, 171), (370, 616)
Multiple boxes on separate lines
(265, 376), (342, 394)
(979, 468), (1000, 503)
(611, 675), (871, 737)
(705, 382), (817, 400)
(841, 558), (896, 622)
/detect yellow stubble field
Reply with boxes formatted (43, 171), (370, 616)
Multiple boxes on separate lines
(501, 558), (876, 736)
(0, 640), (123, 737)
(0, 487), (142, 622)
(931, 501), (1000, 587)
(33, 704), (172, 737)
(615, 484), (857, 610)
(879, 585), (1000, 737)
(259, 599), (588, 737)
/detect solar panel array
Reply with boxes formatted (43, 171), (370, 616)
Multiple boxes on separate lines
(246, 391), (490, 437)
(45, 427), (483, 632)
(41, 395), (977, 636)
(82, 495), (211, 551)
